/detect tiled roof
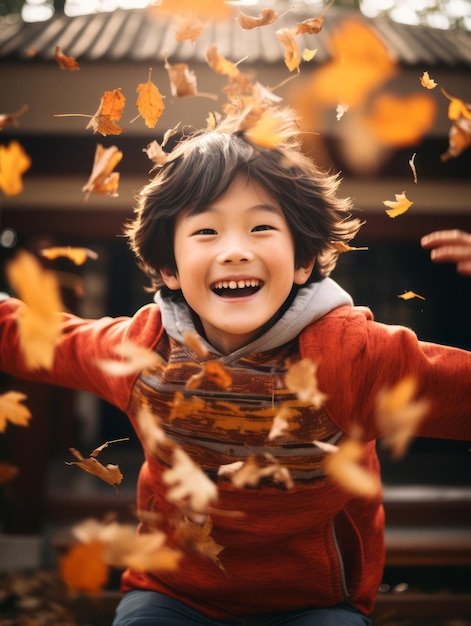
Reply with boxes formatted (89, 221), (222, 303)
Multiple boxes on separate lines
(1, 6), (470, 67)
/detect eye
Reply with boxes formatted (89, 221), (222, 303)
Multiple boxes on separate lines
(193, 228), (217, 235)
(252, 224), (275, 232)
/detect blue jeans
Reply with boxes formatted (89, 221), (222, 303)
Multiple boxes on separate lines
(112, 590), (372, 625)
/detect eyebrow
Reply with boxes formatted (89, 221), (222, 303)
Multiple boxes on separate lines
(188, 203), (283, 217)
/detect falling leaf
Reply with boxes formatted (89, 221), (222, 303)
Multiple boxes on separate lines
(162, 122), (181, 147)
(324, 438), (381, 498)
(284, 358), (327, 408)
(217, 460), (244, 478)
(332, 241), (368, 253)
(173, 11), (211, 43)
(440, 89), (471, 161)
(409, 152), (418, 183)
(164, 53), (217, 100)
(59, 541), (109, 594)
(206, 45), (241, 78)
(276, 28), (301, 73)
(143, 140), (168, 165)
(6, 250), (63, 370)
(40, 246), (98, 265)
(236, 8), (278, 29)
(336, 103), (349, 121)
(295, 0), (335, 35)
(150, 0), (232, 20)
(245, 109), (286, 149)
(312, 439), (339, 454)
(183, 330), (209, 357)
(174, 516), (225, 570)
(0, 462), (18, 484)
(96, 340), (163, 376)
(441, 88), (471, 122)
(54, 45), (80, 71)
(82, 143), (122, 198)
(90, 437), (129, 458)
(66, 447), (123, 493)
(420, 71), (437, 89)
(376, 376), (430, 458)
(383, 191), (413, 218)
(0, 104), (29, 130)
(186, 359), (232, 390)
(134, 68), (165, 128)
(0, 391), (32, 433)
(163, 447), (218, 514)
(267, 406), (291, 441)
(0, 141), (31, 196)
(398, 290), (426, 301)
(231, 455), (294, 489)
(302, 48), (317, 62)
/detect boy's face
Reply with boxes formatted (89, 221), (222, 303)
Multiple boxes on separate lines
(161, 175), (314, 354)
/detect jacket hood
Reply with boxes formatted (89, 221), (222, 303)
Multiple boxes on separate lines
(155, 278), (353, 361)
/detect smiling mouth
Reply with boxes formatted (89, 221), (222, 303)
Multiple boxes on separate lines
(211, 279), (262, 298)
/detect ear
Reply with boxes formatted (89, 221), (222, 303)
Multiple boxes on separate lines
(293, 257), (315, 286)
(160, 267), (181, 291)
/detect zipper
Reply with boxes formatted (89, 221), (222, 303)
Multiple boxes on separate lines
(332, 521), (349, 599)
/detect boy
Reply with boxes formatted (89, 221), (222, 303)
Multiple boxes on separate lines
(1, 109), (470, 626)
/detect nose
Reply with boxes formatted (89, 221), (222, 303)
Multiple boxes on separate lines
(217, 236), (254, 264)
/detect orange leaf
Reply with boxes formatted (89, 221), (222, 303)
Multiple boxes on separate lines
(6, 250), (63, 370)
(84, 89), (125, 136)
(441, 88), (471, 122)
(236, 8), (278, 29)
(245, 109), (286, 149)
(397, 290), (425, 301)
(59, 541), (109, 594)
(206, 45), (240, 78)
(82, 144), (122, 198)
(0, 104), (28, 130)
(183, 330), (209, 357)
(441, 116), (471, 161)
(174, 516), (225, 571)
(173, 11), (210, 43)
(40, 246), (98, 265)
(284, 358), (327, 408)
(420, 70), (437, 90)
(275, 28), (301, 73)
(325, 438), (381, 498)
(135, 69), (165, 128)
(0, 391), (32, 433)
(0, 141), (31, 196)
(296, 16), (324, 35)
(383, 191), (413, 218)
(66, 447), (123, 493)
(54, 45), (80, 71)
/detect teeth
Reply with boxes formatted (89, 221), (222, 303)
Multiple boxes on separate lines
(213, 279), (260, 290)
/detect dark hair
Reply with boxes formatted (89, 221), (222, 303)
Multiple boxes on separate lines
(125, 107), (362, 290)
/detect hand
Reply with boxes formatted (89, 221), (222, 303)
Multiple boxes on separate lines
(421, 229), (471, 276)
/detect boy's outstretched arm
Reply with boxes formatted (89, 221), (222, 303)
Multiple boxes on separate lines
(421, 229), (471, 276)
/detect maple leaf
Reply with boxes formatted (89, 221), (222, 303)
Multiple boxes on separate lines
(133, 68), (165, 129)
(376, 376), (430, 458)
(276, 28), (301, 73)
(236, 8), (279, 29)
(82, 143), (122, 198)
(397, 290), (426, 301)
(0, 462), (18, 484)
(324, 438), (381, 498)
(206, 45), (241, 78)
(383, 191), (413, 218)
(284, 358), (327, 408)
(59, 540), (109, 594)
(6, 250), (63, 370)
(0, 391), (32, 433)
(54, 45), (80, 70)
(0, 104), (28, 130)
(163, 447), (218, 514)
(0, 140), (31, 196)
(174, 516), (225, 571)
(173, 11), (211, 43)
(96, 340), (163, 377)
(66, 446), (124, 494)
(40, 246), (98, 265)
(420, 70), (437, 89)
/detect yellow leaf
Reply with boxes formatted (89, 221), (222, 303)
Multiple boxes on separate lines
(6, 251), (63, 370)
(206, 44), (240, 78)
(383, 191), (413, 218)
(0, 391), (32, 433)
(420, 70), (437, 89)
(441, 88), (471, 121)
(302, 48), (317, 62)
(398, 290), (426, 301)
(245, 110), (285, 149)
(275, 28), (301, 73)
(136, 69), (165, 128)
(40, 246), (98, 265)
(0, 141), (31, 196)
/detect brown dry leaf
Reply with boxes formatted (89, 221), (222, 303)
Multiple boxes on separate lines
(376, 376), (430, 458)
(96, 340), (163, 377)
(184, 330), (209, 357)
(203, 360), (232, 388)
(164, 53), (217, 100)
(143, 140), (168, 165)
(135, 68), (165, 128)
(54, 45), (80, 71)
(0, 140), (31, 196)
(0, 462), (18, 484)
(163, 447), (218, 514)
(275, 28), (301, 73)
(397, 290), (426, 301)
(231, 455), (294, 489)
(40, 246), (98, 265)
(59, 540), (109, 595)
(324, 438), (381, 498)
(82, 143), (122, 198)
(420, 70), (437, 90)
(175, 516), (225, 570)
(90, 437), (129, 458)
(6, 250), (63, 370)
(367, 92), (437, 148)
(236, 8), (278, 29)
(409, 152), (418, 183)
(0, 391), (32, 433)
(173, 11), (210, 43)
(383, 191), (413, 218)
(0, 104), (29, 130)
(66, 447), (123, 493)
(206, 44), (241, 78)
(285, 358), (327, 408)
(296, 16), (324, 34)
